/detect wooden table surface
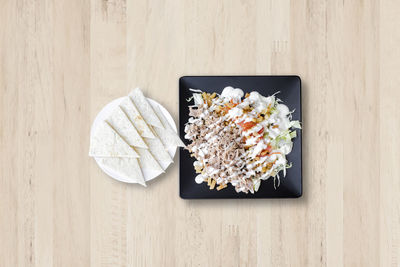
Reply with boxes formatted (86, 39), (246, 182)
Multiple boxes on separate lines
(1, 0), (400, 266)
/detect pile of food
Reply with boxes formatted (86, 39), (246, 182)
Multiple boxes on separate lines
(184, 87), (301, 194)
(89, 88), (184, 186)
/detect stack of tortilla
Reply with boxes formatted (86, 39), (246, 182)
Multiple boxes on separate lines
(89, 88), (184, 186)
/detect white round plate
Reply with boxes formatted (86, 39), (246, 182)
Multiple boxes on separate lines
(90, 97), (178, 183)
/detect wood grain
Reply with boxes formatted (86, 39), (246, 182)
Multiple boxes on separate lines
(1, 0), (399, 266)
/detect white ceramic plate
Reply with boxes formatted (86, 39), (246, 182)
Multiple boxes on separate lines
(90, 97), (178, 183)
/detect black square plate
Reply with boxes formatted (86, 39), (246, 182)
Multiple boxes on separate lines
(179, 76), (302, 199)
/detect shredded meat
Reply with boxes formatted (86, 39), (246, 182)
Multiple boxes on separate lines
(185, 105), (254, 193)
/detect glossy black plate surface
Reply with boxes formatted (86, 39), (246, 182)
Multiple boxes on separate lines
(179, 76), (302, 199)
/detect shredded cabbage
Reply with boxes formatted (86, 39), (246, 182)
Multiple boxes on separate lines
(189, 88), (203, 93)
(253, 179), (261, 192)
(193, 93), (203, 105)
(290, 120), (301, 129)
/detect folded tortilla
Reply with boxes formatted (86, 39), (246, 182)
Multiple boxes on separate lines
(119, 92), (173, 170)
(144, 136), (173, 170)
(98, 157), (146, 186)
(136, 148), (164, 178)
(149, 102), (185, 148)
(106, 106), (147, 149)
(119, 97), (155, 139)
(128, 88), (164, 129)
(89, 121), (139, 158)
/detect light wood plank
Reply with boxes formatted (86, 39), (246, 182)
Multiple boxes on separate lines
(380, 1), (400, 267)
(52, 1), (91, 266)
(90, 0), (129, 266)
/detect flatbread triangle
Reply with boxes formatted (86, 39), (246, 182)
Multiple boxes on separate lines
(106, 106), (148, 149)
(136, 148), (164, 178)
(89, 121), (139, 158)
(150, 101), (185, 148)
(119, 96), (155, 139)
(128, 88), (163, 129)
(144, 136), (173, 170)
